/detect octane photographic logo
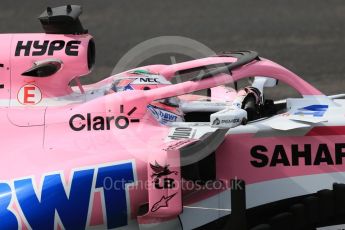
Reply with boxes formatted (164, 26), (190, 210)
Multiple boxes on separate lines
(107, 36), (224, 165)
(107, 35), (328, 169)
(111, 36), (216, 76)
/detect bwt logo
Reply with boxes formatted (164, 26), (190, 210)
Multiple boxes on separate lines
(15, 40), (81, 56)
(0, 161), (135, 229)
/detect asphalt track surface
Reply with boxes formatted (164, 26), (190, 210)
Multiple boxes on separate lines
(1, 0), (345, 99)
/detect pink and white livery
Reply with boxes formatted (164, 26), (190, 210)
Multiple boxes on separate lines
(1, 5), (345, 230)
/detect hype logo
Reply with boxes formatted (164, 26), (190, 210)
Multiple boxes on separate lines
(0, 161), (135, 230)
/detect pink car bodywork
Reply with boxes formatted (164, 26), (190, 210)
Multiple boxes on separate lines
(1, 5), (345, 230)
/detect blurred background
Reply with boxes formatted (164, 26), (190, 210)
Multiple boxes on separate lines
(1, 0), (345, 98)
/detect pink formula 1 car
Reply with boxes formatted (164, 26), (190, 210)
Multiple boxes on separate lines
(2, 5), (345, 230)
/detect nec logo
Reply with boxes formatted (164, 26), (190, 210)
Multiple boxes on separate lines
(139, 78), (158, 83)
(15, 40), (81, 56)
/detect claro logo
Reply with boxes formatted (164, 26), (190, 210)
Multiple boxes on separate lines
(15, 40), (81, 56)
(69, 105), (140, 131)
